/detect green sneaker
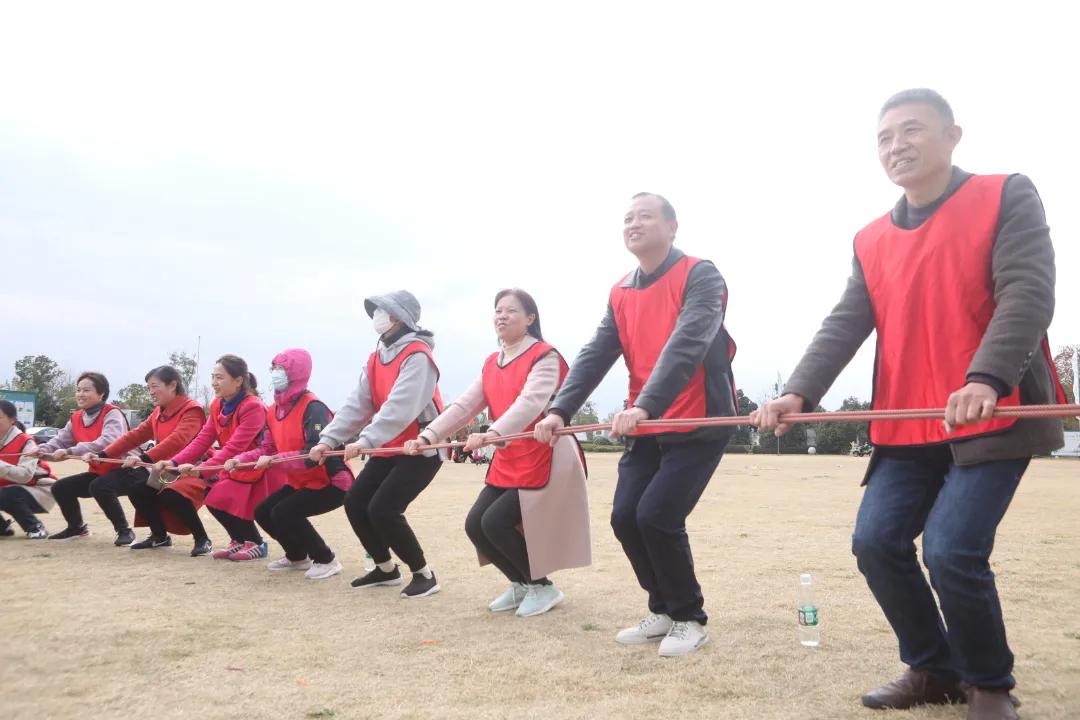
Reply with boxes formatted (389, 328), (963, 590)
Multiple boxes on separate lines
(488, 582), (528, 612)
(515, 583), (565, 617)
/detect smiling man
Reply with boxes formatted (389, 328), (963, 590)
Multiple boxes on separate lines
(753, 89), (1064, 720)
(534, 192), (737, 657)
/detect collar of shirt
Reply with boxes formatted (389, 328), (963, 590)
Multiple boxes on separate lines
(498, 334), (539, 366)
(622, 246), (685, 289)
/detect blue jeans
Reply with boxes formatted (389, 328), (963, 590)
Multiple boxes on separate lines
(852, 449), (1029, 689)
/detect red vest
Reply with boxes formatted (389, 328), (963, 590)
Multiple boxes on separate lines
(855, 174), (1065, 445)
(482, 342), (568, 488)
(267, 393), (334, 490)
(71, 404), (126, 476)
(609, 255), (736, 435)
(207, 395), (265, 482)
(150, 397), (206, 444)
(0, 433), (54, 487)
(366, 341), (445, 456)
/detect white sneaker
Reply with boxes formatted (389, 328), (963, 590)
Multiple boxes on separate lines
(615, 613), (673, 645)
(488, 583), (528, 612)
(658, 621), (709, 657)
(267, 556), (312, 572)
(305, 558), (343, 580)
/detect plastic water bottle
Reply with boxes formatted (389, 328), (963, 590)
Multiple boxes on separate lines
(363, 552), (375, 572)
(797, 573), (820, 647)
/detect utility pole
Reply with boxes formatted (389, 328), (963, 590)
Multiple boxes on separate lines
(194, 335), (201, 401)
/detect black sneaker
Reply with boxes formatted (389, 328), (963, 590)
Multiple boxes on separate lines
(114, 528), (136, 546)
(48, 525), (90, 541)
(400, 572), (441, 599)
(190, 539), (213, 557)
(130, 535), (172, 550)
(0, 518), (13, 536)
(350, 564), (402, 589)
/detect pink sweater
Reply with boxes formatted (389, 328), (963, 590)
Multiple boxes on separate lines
(170, 396), (267, 477)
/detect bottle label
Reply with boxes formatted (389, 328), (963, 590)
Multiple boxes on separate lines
(798, 605), (819, 627)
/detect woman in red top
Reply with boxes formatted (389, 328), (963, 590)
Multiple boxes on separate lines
(78, 366), (205, 547)
(0, 400), (56, 538)
(141, 355), (274, 559)
(406, 289), (590, 618)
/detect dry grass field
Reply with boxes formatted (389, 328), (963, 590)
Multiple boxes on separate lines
(1, 454), (1077, 720)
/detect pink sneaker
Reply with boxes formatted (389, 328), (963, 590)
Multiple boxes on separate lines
(213, 540), (243, 560)
(229, 541), (269, 561)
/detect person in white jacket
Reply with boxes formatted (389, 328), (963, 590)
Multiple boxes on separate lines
(309, 290), (445, 599)
(0, 400), (55, 539)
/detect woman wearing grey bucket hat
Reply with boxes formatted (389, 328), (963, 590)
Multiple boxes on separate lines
(309, 290), (446, 599)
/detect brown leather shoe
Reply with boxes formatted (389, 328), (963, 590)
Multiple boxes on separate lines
(861, 668), (967, 709)
(966, 688), (1019, 720)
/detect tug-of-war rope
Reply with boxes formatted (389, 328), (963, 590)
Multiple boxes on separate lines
(7, 404), (1079, 482)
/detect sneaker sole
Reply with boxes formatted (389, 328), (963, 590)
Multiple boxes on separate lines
(351, 578), (404, 589)
(268, 564), (312, 572)
(131, 545), (172, 550)
(306, 565), (343, 580)
(516, 591), (565, 618)
(615, 632), (671, 646)
(489, 602), (521, 613)
(658, 633), (710, 657)
(400, 583), (441, 599)
(49, 532), (91, 542)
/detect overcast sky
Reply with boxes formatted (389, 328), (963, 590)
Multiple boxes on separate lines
(2, 1), (1076, 420)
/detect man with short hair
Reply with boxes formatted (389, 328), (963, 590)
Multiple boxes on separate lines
(535, 192), (737, 657)
(753, 89), (1064, 720)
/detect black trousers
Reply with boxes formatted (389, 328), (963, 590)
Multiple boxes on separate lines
(207, 507), (263, 545)
(344, 454), (441, 573)
(128, 482), (210, 543)
(464, 484), (549, 585)
(610, 436), (726, 625)
(255, 484), (345, 565)
(51, 468), (145, 532)
(0, 486), (47, 531)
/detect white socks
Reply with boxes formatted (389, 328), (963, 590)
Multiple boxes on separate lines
(416, 565), (433, 579)
(377, 560), (395, 573)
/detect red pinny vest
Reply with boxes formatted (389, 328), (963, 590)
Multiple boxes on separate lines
(71, 404), (127, 476)
(609, 255), (737, 435)
(208, 395), (265, 483)
(366, 341), (445, 457)
(150, 397), (205, 443)
(482, 342), (568, 489)
(855, 174), (1066, 445)
(267, 393), (334, 490)
(0, 433), (55, 487)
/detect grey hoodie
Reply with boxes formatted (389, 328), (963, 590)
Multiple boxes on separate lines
(319, 330), (444, 459)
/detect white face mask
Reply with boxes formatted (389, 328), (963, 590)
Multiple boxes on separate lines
(373, 307), (394, 335)
(269, 368), (290, 393)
